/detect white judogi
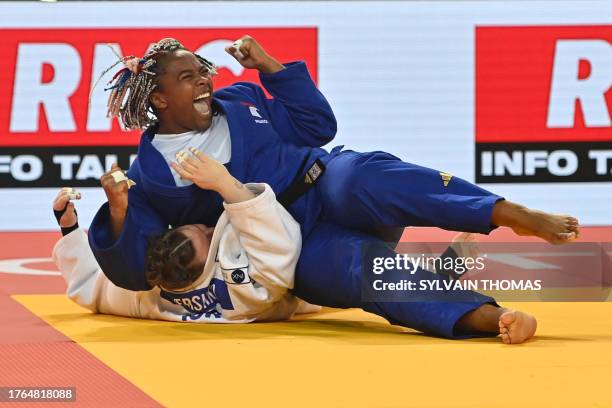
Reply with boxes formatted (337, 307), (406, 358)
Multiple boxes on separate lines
(53, 183), (319, 323)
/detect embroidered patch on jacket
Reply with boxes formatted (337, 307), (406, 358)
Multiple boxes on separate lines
(247, 105), (269, 124)
(222, 267), (251, 285)
(231, 269), (246, 283)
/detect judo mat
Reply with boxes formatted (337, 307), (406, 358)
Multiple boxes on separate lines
(1, 227), (612, 408)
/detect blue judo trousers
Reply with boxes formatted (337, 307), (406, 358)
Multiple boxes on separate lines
(89, 61), (500, 339)
(294, 223), (497, 339)
(294, 150), (500, 339)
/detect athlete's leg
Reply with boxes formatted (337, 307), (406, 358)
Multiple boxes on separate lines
(293, 223), (538, 341)
(317, 150), (503, 234)
(317, 150), (579, 244)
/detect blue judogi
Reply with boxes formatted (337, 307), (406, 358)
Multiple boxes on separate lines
(89, 61), (501, 339)
(293, 223), (497, 339)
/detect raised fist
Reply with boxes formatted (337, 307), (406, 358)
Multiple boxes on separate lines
(225, 35), (285, 74)
(100, 164), (132, 214)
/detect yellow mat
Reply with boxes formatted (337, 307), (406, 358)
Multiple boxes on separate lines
(14, 295), (612, 408)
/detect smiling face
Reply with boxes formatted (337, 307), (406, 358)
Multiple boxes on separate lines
(149, 50), (214, 134)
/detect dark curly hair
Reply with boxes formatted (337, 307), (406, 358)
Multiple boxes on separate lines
(145, 228), (205, 291)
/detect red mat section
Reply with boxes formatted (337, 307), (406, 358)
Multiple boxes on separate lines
(0, 232), (59, 258)
(0, 295), (66, 345)
(0, 231), (65, 295)
(0, 295), (162, 408)
(0, 342), (162, 408)
(0, 231), (161, 408)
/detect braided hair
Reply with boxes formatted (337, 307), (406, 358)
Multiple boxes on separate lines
(145, 228), (205, 291)
(92, 38), (217, 130)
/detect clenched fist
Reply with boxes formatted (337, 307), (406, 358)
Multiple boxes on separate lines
(225, 35), (285, 74)
(100, 164), (130, 215)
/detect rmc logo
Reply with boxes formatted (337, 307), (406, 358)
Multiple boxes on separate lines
(0, 28), (318, 148)
(475, 25), (612, 183)
(547, 39), (611, 129)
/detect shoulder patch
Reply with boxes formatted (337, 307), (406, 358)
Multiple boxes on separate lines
(231, 269), (246, 283)
(223, 268), (251, 285)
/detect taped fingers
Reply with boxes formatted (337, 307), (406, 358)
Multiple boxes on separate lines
(188, 147), (208, 162)
(53, 188), (81, 211)
(110, 170), (136, 188)
(176, 150), (200, 169)
(224, 38), (246, 59)
(231, 39), (246, 59)
(53, 188), (80, 228)
(65, 187), (82, 201)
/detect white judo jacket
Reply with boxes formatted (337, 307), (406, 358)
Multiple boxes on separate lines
(53, 183), (316, 323)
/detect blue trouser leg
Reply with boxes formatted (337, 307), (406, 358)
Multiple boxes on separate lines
(317, 151), (504, 234)
(293, 223), (498, 339)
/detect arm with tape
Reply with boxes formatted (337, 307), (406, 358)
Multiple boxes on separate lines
(88, 162), (166, 291)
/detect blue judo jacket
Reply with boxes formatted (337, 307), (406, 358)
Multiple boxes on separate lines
(88, 62), (338, 291)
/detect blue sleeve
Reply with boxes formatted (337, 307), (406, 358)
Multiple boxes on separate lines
(244, 61), (337, 147)
(87, 172), (166, 291)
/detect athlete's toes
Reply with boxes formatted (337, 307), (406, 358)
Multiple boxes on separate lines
(500, 310), (516, 326)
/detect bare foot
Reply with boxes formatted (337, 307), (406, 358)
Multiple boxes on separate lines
(492, 201), (580, 244)
(498, 309), (537, 344)
(511, 208), (579, 244)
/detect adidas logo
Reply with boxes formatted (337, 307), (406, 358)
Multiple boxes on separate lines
(440, 172), (452, 187)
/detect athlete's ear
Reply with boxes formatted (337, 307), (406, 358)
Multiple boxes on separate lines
(150, 91), (168, 111)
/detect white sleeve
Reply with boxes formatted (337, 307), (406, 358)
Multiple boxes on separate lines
(222, 183), (301, 304)
(52, 230), (143, 318)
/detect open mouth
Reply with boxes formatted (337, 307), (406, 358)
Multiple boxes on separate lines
(193, 92), (211, 116)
